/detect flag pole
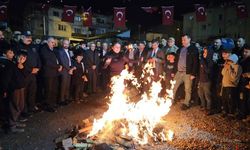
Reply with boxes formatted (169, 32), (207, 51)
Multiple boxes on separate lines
(43, 15), (46, 36)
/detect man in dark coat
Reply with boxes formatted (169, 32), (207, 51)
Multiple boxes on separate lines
(15, 31), (41, 115)
(84, 43), (100, 94)
(146, 39), (165, 81)
(134, 41), (148, 78)
(173, 34), (199, 110)
(40, 37), (62, 112)
(58, 39), (73, 105)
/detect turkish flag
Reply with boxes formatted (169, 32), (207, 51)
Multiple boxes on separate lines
(62, 5), (77, 23)
(237, 4), (248, 19)
(195, 4), (206, 22)
(162, 6), (174, 25)
(83, 7), (92, 27)
(0, 5), (7, 21)
(114, 7), (126, 28)
(141, 7), (158, 13)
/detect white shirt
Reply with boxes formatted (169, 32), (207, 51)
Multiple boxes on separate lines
(64, 49), (71, 66)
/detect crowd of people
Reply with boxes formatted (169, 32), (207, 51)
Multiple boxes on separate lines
(0, 29), (249, 133)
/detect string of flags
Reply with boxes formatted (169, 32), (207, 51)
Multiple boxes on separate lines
(0, 0), (248, 29)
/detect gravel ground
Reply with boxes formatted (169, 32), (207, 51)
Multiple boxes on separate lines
(0, 92), (250, 150)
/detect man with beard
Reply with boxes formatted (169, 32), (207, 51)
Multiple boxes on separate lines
(210, 38), (225, 113)
(165, 37), (179, 54)
(58, 39), (74, 105)
(15, 31), (41, 116)
(238, 45), (250, 120)
(233, 38), (246, 60)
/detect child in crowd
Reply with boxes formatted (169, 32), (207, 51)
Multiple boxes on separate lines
(164, 52), (177, 90)
(221, 54), (242, 119)
(71, 50), (88, 103)
(198, 47), (214, 115)
(0, 45), (27, 133)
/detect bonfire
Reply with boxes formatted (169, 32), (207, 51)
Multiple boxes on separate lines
(86, 63), (175, 147)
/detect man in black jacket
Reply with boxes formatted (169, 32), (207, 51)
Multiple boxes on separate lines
(84, 43), (100, 94)
(40, 37), (62, 112)
(15, 31), (41, 115)
(134, 41), (148, 78)
(173, 34), (199, 110)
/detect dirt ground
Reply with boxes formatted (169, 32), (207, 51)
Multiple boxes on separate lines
(0, 92), (250, 150)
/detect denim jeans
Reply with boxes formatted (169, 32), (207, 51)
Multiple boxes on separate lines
(198, 82), (212, 110)
(173, 71), (193, 106)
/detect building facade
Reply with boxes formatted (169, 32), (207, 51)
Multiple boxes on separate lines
(183, 1), (250, 42)
(24, 5), (114, 41)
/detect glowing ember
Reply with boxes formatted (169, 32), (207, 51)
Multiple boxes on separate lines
(87, 63), (175, 145)
(167, 130), (174, 141)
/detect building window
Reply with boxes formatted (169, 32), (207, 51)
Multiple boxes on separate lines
(219, 28), (222, 34)
(96, 18), (105, 24)
(74, 28), (81, 34)
(58, 24), (66, 31)
(218, 14), (223, 21)
(74, 16), (82, 22)
(53, 11), (60, 17)
(202, 25), (206, 31)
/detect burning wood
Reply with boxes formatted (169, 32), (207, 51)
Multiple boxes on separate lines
(54, 63), (176, 149)
(86, 64), (175, 145)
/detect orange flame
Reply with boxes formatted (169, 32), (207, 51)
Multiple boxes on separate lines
(87, 63), (175, 144)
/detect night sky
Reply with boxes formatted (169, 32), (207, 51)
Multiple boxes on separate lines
(4, 0), (236, 30)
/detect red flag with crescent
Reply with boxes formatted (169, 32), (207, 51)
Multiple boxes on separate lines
(195, 4), (206, 22)
(83, 7), (92, 27)
(62, 5), (77, 23)
(114, 7), (126, 28)
(162, 6), (174, 25)
(0, 4), (7, 21)
(237, 4), (248, 19)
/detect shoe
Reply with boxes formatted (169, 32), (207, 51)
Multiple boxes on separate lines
(18, 118), (28, 122)
(221, 112), (227, 118)
(205, 110), (214, 116)
(32, 106), (42, 113)
(79, 99), (84, 102)
(57, 101), (68, 106)
(200, 107), (206, 111)
(44, 106), (56, 112)
(21, 113), (32, 118)
(83, 93), (89, 98)
(10, 127), (25, 133)
(180, 104), (190, 111)
(16, 122), (26, 128)
(236, 115), (246, 120)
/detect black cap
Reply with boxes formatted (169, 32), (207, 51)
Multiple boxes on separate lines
(23, 31), (32, 37)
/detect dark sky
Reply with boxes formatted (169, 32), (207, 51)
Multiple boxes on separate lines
(5, 0), (235, 30)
